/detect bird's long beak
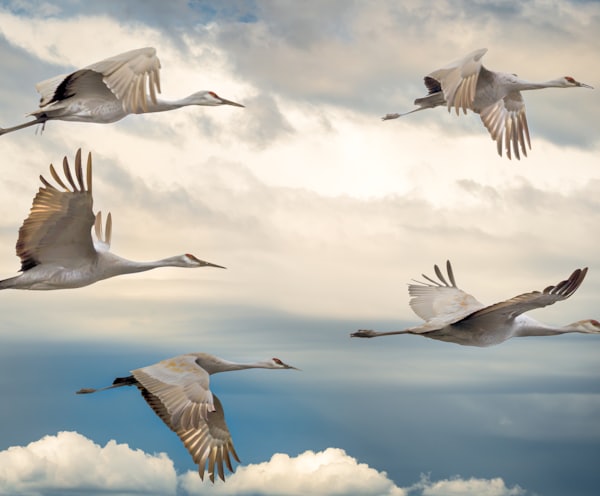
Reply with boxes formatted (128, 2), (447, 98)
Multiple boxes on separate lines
(578, 82), (594, 89)
(203, 261), (227, 269)
(219, 97), (245, 107)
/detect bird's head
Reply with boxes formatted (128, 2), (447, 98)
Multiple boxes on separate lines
(350, 329), (377, 338)
(269, 357), (300, 370)
(563, 76), (593, 89)
(180, 253), (226, 269)
(189, 91), (245, 107)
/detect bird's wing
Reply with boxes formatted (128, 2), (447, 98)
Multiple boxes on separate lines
(458, 268), (588, 325)
(428, 48), (488, 114)
(84, 46), (162, 113)
(16, 149), (96, 271)
(408, 260), (486, 324)
(479, 91), (531, 160)
(132, 354), (239, 482)
(35, 73), (72, 107)
(92, 211), (112, 252)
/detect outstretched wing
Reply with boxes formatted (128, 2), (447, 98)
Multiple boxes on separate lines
(132, 354), (239, 482)
(36, 47), (162, 114)
(86, 46), (162, 113)
(428, 48), (488, 115)
(16, 149), (96, 271)
(458, 267), (588, 325)
(408, 260), (486, 324)
(479, 90), (531, 160)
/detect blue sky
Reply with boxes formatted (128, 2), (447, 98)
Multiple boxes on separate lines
(0, 1), (599, 495)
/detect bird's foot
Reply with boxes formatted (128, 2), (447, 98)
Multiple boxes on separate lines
(75, 388), (96, 394)
(381, 113), (401, 121)
(351, 329), (377, 338)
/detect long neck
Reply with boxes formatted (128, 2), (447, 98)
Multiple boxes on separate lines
(513, 315), (567, 337)
(513, 77), (568, 92)
(142, 96), (195, 114)
(195, 354), (274, 375)
(100, 254), (185, 276)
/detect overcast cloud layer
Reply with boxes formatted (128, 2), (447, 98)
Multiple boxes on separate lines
(0, 1), (599, 495)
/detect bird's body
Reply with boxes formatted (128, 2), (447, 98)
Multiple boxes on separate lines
(0, 149), (224, 290)
(352, 261), (600, 347)
(0, 47), (244, 136)
(77, 352), (298, 482)
(382, 48), (593, 159)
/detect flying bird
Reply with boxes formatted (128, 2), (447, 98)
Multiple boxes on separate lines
(77, 352), (298, 482)
(0, 46), (244, 136)
(0, 149), (224, 290)
(351, 261), (599, 347)
(382, 48), (593, 159)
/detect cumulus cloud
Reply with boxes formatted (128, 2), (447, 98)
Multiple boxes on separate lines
(181, 447), (406, 495)
(0, 434), (529, 496)
(0, 431), (176, 496)
(409, 473), (526, 496)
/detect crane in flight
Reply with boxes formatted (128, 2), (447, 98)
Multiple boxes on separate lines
(77, 352), (299, 482)
(382, 48), (593, 159)
(0, 149), (224, 290)
(352, 261), (599, 347)
(0, 47), (244, 136)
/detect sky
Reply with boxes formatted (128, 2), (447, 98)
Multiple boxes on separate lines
(0, 0), (599, 495)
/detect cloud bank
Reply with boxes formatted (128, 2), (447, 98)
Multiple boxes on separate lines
(0, 432), (527, 496)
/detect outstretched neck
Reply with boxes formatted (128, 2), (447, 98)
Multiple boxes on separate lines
(196, 356), (274, 375)
(141, 95), (196, 114)
(513, 315), (572, 337)
(515, 78), (571, 91)
(101, 254), (186, 276)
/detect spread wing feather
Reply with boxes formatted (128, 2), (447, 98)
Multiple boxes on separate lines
(35, 47), (161, 114)
(132, 354), (239, 482)
(428, 48), (487, 115)
(408, 260), (486, 324)
(479, 92), (531, 160)
(16, 149), (96, 271)
(459, 268), (588, 325)
(85, 46), (161, 113)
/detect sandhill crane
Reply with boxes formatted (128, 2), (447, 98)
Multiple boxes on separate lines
(0, 149), (224, 290)
(382, 48), (593, 159)
(0, 47), (244, 136)
(351, 261), (599, 347)
(77, 352), (298, 482)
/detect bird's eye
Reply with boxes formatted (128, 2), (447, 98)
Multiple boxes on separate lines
(209, 91), (218, 98)
(565, 76), (575, 83)
(272, 358), (283, 365)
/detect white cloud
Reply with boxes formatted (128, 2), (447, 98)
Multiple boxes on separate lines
(411, 473), (526, 496)
(0, 434), (528, 496)
(0, 431), (177, 496)
(180, 447), (406, 495)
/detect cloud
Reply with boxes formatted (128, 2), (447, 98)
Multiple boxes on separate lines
(410, 473), (526, 496)
(0, 431), (176, 496)
(0, 433), (529, 496)
(180, 447), (406, 495)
